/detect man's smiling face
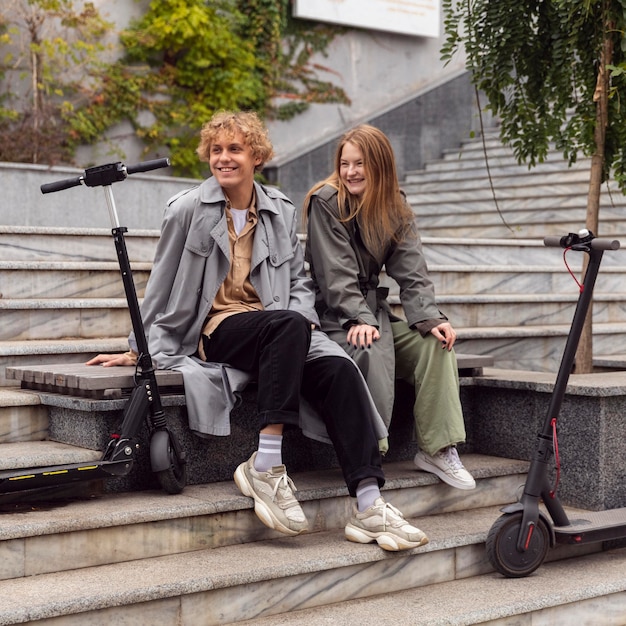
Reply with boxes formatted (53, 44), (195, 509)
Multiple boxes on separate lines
(209, 131), (261, 193)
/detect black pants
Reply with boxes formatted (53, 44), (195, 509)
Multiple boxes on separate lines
(202, 310), (384, 495)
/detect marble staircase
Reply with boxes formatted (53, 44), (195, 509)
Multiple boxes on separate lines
(1, 133), (626, 623)
(398, 134), (626, 372)
(1, 454), (625, 625)
(405, 135), (626, 239)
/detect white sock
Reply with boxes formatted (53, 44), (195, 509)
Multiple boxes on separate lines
(254, 433), (283, 472)
(356, 477), (381, 512)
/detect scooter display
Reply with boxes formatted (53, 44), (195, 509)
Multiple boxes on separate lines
(0, 159), (187, 497)
(486, 229), (626, 577)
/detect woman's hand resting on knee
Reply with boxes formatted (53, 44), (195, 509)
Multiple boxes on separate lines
(430, 322), (457, 351)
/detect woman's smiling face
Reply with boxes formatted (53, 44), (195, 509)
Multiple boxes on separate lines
(339, 141), (367, 199)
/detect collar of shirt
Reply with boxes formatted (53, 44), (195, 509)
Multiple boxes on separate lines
(225, 192), (257, 236)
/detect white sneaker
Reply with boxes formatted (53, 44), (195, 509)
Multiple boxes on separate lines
(414, 446), (476, 490)
(345, 497), (429, 551)
(234, 452), (308, 536)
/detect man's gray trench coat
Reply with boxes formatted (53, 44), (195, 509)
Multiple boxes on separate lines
(130, 176), (387, 445)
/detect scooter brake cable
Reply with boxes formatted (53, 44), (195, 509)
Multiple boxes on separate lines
(549, 417), (561, 498)
(563, 248), (584, 294)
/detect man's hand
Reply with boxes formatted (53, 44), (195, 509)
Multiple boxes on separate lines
(346, 323), (380, 349)
(430, 321), (457, 351)
(86, 353), (135, 367)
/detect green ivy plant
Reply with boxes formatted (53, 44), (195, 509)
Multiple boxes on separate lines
(71, 0), (350, 177)
(0, 0), (349, 177)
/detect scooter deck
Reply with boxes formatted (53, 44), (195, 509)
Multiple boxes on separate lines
(554, 508), (626, 544)
(0, 458), (133, 494)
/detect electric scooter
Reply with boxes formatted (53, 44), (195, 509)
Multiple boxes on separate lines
(0, 159), (187, 497)
(486, 228), (626, 577)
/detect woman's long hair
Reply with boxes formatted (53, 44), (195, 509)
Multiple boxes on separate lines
(304, 124), (414, 258)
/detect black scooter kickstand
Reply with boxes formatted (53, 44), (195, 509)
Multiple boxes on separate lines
(0, 159), (186, 498)
(486, 229), (626, 577)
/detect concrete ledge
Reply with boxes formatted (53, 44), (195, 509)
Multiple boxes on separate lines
(4, 355), (488, 493)
(463, 368), (626, 511)
(36, 388), (342, 493)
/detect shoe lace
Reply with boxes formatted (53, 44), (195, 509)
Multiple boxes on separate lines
(440, 446), (464, 471)
(271, 471), (297, 502)
(379, 501), (406, 528)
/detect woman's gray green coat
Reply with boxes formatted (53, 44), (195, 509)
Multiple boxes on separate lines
(305, 184), (466, 455)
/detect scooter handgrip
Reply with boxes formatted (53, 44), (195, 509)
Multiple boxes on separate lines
(40, 176), (83, 194)
(591, 238), (620, 251)
(126, 158), (170, 175)
(543, 236), (563, 247)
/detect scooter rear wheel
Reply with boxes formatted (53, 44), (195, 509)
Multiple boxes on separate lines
(486, 512), (550, 577)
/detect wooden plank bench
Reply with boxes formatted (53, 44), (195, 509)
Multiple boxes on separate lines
(6, 363), (184, 400)
(6, 353), (494, 399)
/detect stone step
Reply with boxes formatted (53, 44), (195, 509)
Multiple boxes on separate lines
(3, 455), (608, 626)
(414, 220), (626, 240)
(241, 547), (626, 626)
(405, 178), (604, 200)
(3, 252), (621, 304)
(439, 138), (564, 160)
(420, 237), (625, 268)
(0, 261), (150, 299)
(0, 228), (620, 274)
(0, 226), (159, 263)
(436, 293), (626, 328)
(427, 150), (592, 174)
(425, 265), (626, 296)
(406, 188), (621, 213)
(409, 199), (624, 223)
(0, 299), (133, 341)
(0, 388), (47, 443)
(406, 164), (593, 187)
(5, 292), (626, 345)
(0, 483), (613, 624)
(1, 322), (625, 392)
(4, 260), (621, 305)
(454, 322), (626, 372)
(0, 440), (101, 471)
(0, 456), (527, 580)
(0, 507), (509, 624)
(435, 137), (585, 162)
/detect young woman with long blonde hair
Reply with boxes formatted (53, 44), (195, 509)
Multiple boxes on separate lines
(304, 124), (475, 490)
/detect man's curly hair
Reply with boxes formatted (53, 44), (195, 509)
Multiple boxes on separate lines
(197, 111), (274, 172)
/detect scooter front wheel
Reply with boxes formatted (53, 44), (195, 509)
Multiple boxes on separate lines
(151, 430), (187, 494)
(486, 512), (550, 577)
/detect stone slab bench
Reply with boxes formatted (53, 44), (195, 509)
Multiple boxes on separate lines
(5, 354), (493, 493)
(593, 354), (626, 372)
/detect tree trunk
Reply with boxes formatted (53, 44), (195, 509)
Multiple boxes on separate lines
(576, 18), (612, 374)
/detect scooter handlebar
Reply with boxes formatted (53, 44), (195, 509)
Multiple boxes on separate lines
(40, 176), (84, 194)
(40, 158), (170, 194)
(544, 235), (620, 251)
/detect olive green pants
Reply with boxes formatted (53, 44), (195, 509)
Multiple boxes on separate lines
(326, 317), (466, 455)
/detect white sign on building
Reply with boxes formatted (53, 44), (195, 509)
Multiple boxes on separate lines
(293, 0), (440, 38)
